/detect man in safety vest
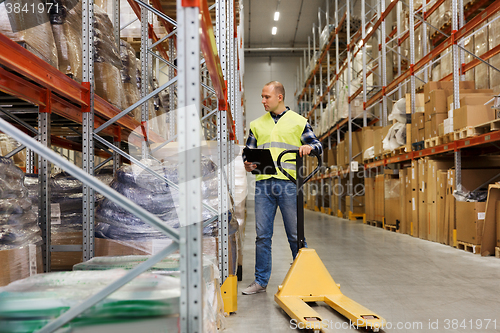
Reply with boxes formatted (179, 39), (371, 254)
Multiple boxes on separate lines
(242, 81), (322, 295)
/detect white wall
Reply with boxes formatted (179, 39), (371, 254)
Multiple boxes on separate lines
(243, 56), (301, 199)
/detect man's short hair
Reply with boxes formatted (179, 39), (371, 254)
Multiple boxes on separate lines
(264, 81), (285, 100)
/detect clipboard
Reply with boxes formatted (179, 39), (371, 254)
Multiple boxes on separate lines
(243, 148), (277, 175)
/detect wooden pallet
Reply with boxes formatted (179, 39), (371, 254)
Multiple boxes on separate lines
(457, 241), (481, 255)
(424, 136), (443, 148)
(364, 157), (375, 164)
(495, 247), (500, 259)
(383, 224), (398, 233)
(382, 152), (392, 159)
(453, 126), (479, 140)
(442, 132), (454, 144)
(367, 220), (382, 227)
(473, 118), (500, 134)
(393, 146), (407, 156)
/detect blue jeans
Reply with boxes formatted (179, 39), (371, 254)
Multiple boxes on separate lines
(254, 178), (306, 287)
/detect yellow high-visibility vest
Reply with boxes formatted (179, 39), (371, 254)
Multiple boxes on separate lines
(250, 110), (307, 181)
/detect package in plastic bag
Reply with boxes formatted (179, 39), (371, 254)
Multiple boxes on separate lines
(363, 146), (375, 160)
(382, 123), (406, 151)
(0, 0), (58, 67)
(389, 97), (407, 124)
(0, 270), (180, 332)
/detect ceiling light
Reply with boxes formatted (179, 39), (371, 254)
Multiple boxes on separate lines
(272, 27), (277, 35)
(274, 11), (280, 21)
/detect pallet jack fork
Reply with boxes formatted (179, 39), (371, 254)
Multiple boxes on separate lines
(275, 150), (385, 332)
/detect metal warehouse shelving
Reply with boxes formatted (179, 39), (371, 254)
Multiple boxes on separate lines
(0, 0), (244, 330)
(296, 0), (500, 216)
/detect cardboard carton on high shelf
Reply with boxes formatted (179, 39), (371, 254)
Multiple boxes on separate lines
(0, 244), (43, 287)
(344, 131), (363, 165)
(346, 195), (365, 215)
(456, 202), (486, 245)
(374, 125), (392, 156)
(431, 113), (447, 137)
(406, 93), (425, 114)
(426, 89), (493, 120)
(327, 146), (337, 167)
(424, 90), (448, 120)
(424, 120), (432, 140)
(453, 105), (496, 131)
(447, 93), (494, 112)
(411, 126), (419, 144)
(362, 127), (374, 159)
(423, 81), (475, 104)
(412, 112), (425, 129)
(337, 140), (345, 168)
(418, 128), (425, 142)
(438, 123), (444, 137)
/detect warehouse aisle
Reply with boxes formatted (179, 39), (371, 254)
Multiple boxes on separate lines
(224, 200), (500, 333)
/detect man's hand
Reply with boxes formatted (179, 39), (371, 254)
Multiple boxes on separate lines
(244, 161), (257, 172)
(299, 145), (313, 157)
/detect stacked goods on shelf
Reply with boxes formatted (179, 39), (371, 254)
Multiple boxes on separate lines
(344, 131), (363, 165)
(94, 156), (238, 273)
(482, 183), (500, 256)
(382, 97), (408, 153)
(410, 94), (425, 143)
(337, 140), (346, 168)
(24, 169), (114, 270)
(0, 157), (43, 286)
(475, 24), (489, 90)
(0, 134), (26, 169)
(72, 255), (225, 331)
(93, 4), (127, 110)
(373, 125), (391, 157)
(120, 40), (141, 122)
(362, 127), (374, 161)
(0, 270), (181, 332)
(50, 0), (82, 81)
(0, 0), (59, 67)
(489, 13), (500, 93)
(364, 177), (375, 221)
(384, 170), (400, 227)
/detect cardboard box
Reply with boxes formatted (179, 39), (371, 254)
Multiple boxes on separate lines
(374, 125), (392, 156)
(0, 244), (43, 287)
(374, 174), (385, 222)
(425, 90), (448, 120)
(438, 123), (444, 137)
(456, 202), (486, 245)
(385, 175), (401, 226)
(431, 113), (447, 137)
(412, 112), (425, 129)
(423, 81), (475, 104)
(346, 195), (365, 215)
(406, 93), (425, 114)
(406, 124), (412, 148)
(418, 128), (425, 142)
(327, 146), (337, 167)
(412, 126), (419, 144)
(424, 120), (432, 140)
(411, 160), (419, 237)
(482, 184), (500, 256)
(365, 177), (375, 221)
(405, 172), (413, 235)
(437, 171), (447, 244)
(337, 140), (345, 168)
(447, 92), (494, 111)
(418, 159), (427, 239)
(453, 105), (495, 131)
(51, 232), (83, 271)
(399, 169), (407, 234)
(445, 169), (455, 245)
(362, 127), (374, 159)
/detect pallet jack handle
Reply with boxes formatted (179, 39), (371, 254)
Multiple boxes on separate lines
(277, 149), (321, 250)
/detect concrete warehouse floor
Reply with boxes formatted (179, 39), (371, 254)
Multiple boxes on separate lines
(224, 200), (500, 333)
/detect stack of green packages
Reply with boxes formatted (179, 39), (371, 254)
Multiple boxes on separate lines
(0, 269), (180, 332)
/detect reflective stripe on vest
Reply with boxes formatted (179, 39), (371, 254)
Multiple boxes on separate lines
(250, 110), (307, 181)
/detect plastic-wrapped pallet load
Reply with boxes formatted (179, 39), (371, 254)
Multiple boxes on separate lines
(475, 25), (489, 90)
(0, 157), (43, 286)
(0, 270), (181, 332)
(95, 156), (237, 260)
(489, 13), (500, 93)
(73, 254), (225, 331)
(0, 134), (26, 169)
(0, 0), (59, 67)
(120, 40), (142, 121)
(50, 0), (83, 81)
(24, 168), (114, 270)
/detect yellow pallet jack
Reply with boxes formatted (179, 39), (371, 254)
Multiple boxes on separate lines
(275, 150), (385, 332)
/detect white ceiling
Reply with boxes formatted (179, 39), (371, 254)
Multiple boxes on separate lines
(243, 0), (331, 49)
